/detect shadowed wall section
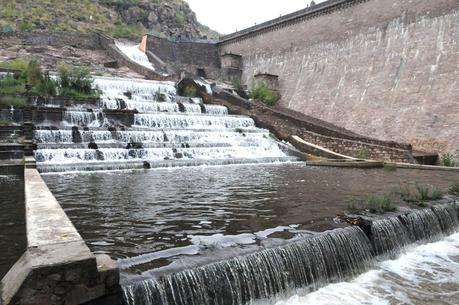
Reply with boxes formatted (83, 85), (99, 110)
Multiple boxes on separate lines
(219, 0), (459, 159)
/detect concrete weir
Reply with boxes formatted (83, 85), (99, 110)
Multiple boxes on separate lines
(0, 169), (120, 305)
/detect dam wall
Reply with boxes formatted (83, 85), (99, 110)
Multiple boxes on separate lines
(218, 0), (459, 159)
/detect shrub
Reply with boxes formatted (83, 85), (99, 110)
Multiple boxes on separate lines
(250, 82), (279, 106)
(26, 60), (43, 87)
(18, 22), (34, 31)
(232, 79), (243, 91)
(30, 72), (57, 97)
(449, 182), (459, 196)
(430, 188), (444, 200)
(182, 85), (197, 98)
(154, 89), (166, 102)
(366, 194), (398, 214)
(0, 59), (30, 74)
(0, 96), (27, 107)
(440, 153), (457, 167)
(57, 64), (99, 98)
(111, 23), (145, 38)
(415, 183), (443, 201)
(0, 75), (26, 94)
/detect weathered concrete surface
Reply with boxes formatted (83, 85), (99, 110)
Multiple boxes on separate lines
(219, 0), (459, 160)
(1, 169), (120, 305)
(25, 169), (83, 247)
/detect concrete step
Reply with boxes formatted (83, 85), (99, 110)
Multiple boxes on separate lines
(0, 150), (23, 160)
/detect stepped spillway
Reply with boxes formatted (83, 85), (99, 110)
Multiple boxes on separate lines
(33, 77), (295, 172)
(121, 203), (459, 305)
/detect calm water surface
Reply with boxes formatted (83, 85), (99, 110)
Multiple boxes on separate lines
(0, 175), (26, 279)
(43, 164), (459, 274)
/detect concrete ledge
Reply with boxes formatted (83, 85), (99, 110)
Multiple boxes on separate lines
(1, 168), (120, 305)
(394, 162), (459, 172)
(307, 159), (384, 168)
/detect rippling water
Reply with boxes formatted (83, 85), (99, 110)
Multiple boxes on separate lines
(43, 164), (459, 277)
(272, 232), (459, 305)
(0, 175), (26, 279)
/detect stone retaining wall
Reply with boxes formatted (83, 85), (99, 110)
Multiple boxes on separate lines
(145, 34), (221, 79)
(0, 31), (101, 50)
(0, 169), (120, 305)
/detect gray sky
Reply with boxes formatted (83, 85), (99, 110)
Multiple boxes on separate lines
(185, 0), (325, 35)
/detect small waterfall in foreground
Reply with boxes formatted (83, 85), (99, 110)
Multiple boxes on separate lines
(33, 77), (295, 172)
(122, 203), (459, 305)
(122, 227), (374, 305)
(370, 203), (458, 256)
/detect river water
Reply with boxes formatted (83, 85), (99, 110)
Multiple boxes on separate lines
(0, 175), (26, 279)
(271, 232), (459, 305)
(43, 164), (459, 282)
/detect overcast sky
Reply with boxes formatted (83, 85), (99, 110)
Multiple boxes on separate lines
(185, 0), (325, 35)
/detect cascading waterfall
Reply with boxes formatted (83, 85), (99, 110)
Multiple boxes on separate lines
(121, 203), (459, 305)
(63, 111), (103, 127)
(33, 77), (295, 172)
(115, 43), (156, 71)
(122, 226), (374, 305)
(370, 203), (459, 256)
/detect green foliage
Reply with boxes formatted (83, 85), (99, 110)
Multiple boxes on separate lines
(414, 183), (444, 201)
(235, 128), (244, 133)
(440, 153), (457, 167)
(111, 23), (145, 38)
(356, 148), (370, 159)
(365, 194), (398, 214)
(26, 60), (43, 87)
(182, 85), (197, 98)
(0, 118), (13, 126)
(449, 181), (459, 196)
(0, 59), (30, 73)
(232, 79), (243, 91)
(30, 72), (57, 97)
(250, 82), (279, 106)
(18, 22), (34, 31)
(0, 76), (26, 94)
(154, 89), (166, 102)
(57, 64), (99, 98)
(0, 96), (27, 107)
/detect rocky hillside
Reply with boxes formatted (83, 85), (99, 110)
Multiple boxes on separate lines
(0, 0), (219, 40)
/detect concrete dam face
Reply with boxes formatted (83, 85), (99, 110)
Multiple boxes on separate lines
(219, 0), (459, 159)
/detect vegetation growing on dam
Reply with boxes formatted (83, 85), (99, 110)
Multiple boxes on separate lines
(346, 182), (456, 214)
(0, 59), (100, 101)
(250, 82), (279, 106)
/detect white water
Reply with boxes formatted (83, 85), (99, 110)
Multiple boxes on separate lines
(34, 77), (292, 171)
(115, 43), (155, 71)
(272, 232), (459, 305)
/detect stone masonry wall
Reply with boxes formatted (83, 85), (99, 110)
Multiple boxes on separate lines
(146, 35), (221, 79)
(219, 0), (459, 160)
